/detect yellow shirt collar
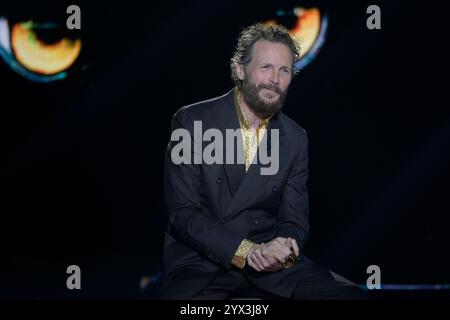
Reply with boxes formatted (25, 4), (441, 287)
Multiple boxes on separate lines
(234, 88), (271, 130)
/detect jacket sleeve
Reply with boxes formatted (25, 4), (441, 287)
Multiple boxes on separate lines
(274, 132), (310, 253)
(164, 108), (243, 269)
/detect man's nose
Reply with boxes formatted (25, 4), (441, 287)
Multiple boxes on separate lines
(269, 70), (280, 85)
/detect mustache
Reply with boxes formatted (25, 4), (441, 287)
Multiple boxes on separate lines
(258, 83), (283, 95)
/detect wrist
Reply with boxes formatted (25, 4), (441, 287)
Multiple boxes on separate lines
(231, 239), (256, 269)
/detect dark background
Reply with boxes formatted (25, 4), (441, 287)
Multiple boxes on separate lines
(0, 0), (448, 299)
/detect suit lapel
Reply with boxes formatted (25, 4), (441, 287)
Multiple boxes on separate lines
(212, 89), (246, 198)
(221, 111), (286, 219)
(213, 88), (286, 219)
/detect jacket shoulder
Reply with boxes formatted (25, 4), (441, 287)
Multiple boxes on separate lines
(173, 90), (231, 122)
(279, 112), (308, 138)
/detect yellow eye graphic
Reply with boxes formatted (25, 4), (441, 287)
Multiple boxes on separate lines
(264, 7), (328, 71)
(12, 21), (81, 75)
(0, 17), (82, 82)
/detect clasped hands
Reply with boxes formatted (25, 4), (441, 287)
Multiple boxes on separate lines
(246, 237), (300, 272)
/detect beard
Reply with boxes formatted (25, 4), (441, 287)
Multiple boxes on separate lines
(241, 77), (288, 119)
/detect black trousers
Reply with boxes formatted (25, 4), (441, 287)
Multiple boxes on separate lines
(193, 258), (368, 300)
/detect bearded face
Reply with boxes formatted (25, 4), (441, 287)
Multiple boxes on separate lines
(241, 70), (288, 119)
(237, 40), (293, 119)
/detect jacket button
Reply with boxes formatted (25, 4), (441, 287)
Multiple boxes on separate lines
(221, 219), (227, 224)
(216, 178), (222, 184)
(272, 186), (278, 192)
(254, 219), (259, 225)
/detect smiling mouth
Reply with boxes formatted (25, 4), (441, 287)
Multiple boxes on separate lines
(261, 88), (279, 98)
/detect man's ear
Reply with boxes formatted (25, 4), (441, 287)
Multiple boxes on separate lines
(234, 63), (245, 81)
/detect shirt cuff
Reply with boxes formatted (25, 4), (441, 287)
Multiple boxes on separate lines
(231, 239), (255, 269)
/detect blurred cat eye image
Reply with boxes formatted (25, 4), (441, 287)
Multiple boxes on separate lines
(0, 16), (81, 82)
(264, 6), (328, 71)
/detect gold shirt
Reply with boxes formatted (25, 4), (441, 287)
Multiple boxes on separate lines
(234, 89), (271, 172)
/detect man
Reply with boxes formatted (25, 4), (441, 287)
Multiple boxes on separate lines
(162, 23), (365, 299)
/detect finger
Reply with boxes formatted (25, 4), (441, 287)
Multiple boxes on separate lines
(255, 245), (276, 269)
(268, 240), (289, 255)
(254, 248), (271, 269)
(272, 239), (292, 256)
(286, 237), (292, 248)
(248, 254), (261, 272)
(250, 252), (265, 271)
(274, 237), (288, 246)
(258, 244), (271, 263)
(285, 237), (294, 255)
(248, 243), (260, 256)
(262, 242), (282, 260)
(260, 244), (279, 265)
(272, 251), (288, 264)
(267, 240), (292, 261)
(278, 244), (293, 257)
(249, 261), (261, 272)
(290, 238), (300, 257)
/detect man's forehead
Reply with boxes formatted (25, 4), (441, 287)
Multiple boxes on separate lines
(250, 40), (294, 64)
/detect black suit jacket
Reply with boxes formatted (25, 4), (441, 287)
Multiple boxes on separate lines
(162, 88), (310, 299)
